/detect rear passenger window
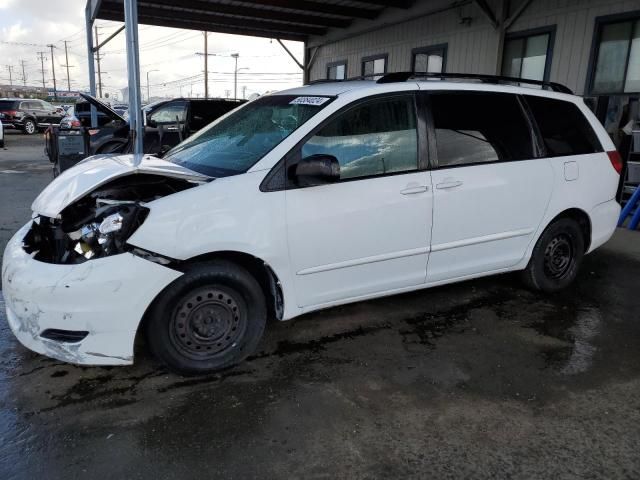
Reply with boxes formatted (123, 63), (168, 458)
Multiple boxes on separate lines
(524, 96), (602, 157)
(430, 92), (534, 167)
(302, 95), (417, 180)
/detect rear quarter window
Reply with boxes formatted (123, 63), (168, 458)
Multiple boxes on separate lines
(0, 100), (19, 110)
(524, 95), (603, 157)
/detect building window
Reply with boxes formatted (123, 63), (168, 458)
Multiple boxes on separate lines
(327, 61), (347, 80)
(361, 54), (387, 80)
(501, 27), (555, 82)
(589, 14), (640, 94)
(412, 44), (447, 74)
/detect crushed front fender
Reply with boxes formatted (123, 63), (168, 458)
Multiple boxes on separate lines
(2, 223), (183, 365)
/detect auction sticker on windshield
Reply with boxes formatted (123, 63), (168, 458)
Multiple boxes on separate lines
(289, 96), (331, 106)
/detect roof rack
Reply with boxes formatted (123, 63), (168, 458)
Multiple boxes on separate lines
(376, 72), (573, 94)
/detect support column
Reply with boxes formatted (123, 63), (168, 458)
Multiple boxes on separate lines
(124, 0), (144, 158)
(85, 3), (98, 127)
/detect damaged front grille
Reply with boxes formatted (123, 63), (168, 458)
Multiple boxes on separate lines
(23, 174), (196, 264)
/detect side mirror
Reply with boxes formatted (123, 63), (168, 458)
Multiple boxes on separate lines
(294, 154), (340, 186)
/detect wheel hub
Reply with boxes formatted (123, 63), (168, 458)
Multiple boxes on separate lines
(544, 235), (573, 279)
(169, 287), (245, 359)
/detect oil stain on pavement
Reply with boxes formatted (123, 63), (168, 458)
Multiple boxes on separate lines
(1, 230), (640, 479)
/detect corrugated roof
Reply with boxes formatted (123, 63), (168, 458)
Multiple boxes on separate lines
(95, 0), (412, 41)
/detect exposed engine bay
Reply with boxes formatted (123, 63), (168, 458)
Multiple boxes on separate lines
(24, 174), (198, 264)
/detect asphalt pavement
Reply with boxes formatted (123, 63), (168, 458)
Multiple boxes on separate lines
(1, 132), (639, 479)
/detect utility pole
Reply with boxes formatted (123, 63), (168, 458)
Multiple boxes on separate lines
(146, 69), (158, 102)
(242, 85), (247, 99)
(20, 60), (27, 86)
(231, 53), (239, 101)
(5, 65), (14, 86)
(63, 40), (72, 91)
(95, 26), (103, 97)
(203, 31), (208, 99)
(47, 44), (58, 101)
(37, 51), (47, 90)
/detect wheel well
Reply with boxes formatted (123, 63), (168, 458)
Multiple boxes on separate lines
(182, 251), (284, 321)
(550, 208), (591, 252)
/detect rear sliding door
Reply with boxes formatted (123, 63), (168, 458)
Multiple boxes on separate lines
(425, 91), (554, 283)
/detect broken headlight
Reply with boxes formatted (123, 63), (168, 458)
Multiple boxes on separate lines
(68, 202), (148, 261)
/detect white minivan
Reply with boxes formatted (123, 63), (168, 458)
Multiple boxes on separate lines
(2, 74), (622, 374)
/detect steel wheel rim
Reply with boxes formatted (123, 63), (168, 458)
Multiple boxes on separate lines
(169, 286), (247, 360)
(543, 234), (574, 280)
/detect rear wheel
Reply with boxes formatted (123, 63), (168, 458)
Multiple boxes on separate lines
(146, 261), (267, 375)
(23, 119), (36, 135)
(521, 218), (585, 292)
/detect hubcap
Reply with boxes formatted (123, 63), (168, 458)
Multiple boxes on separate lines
(169, 287), (246, 360)
(543, 234), (573, 280)
(25, 122), (34, 133)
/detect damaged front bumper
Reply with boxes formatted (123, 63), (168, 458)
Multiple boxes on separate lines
(2, 222), (182, 365)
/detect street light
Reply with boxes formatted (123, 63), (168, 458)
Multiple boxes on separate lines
(146, 69), (159, 103)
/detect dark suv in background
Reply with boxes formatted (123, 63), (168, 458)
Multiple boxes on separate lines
(0, 98), (65, 134)
(45, 94), (245, 173)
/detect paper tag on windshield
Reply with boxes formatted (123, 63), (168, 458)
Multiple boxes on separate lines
(289, 96), (330, 106)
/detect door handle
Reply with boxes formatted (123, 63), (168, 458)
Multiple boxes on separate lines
(400, 185), (428, 195)
(436, 180), (463, 189)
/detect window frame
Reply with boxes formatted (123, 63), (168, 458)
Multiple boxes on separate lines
(411, 43), (448, 74)
(586, 10), (640, 95)
(501, 25), (556, 82)
(326, 60), (348, 80)
(361, 53), (389, 78)
(260, 92), (428, 192)
(424, 90), (541, 170)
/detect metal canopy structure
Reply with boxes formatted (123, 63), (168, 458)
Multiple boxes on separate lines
(85, 0), (409, 154)
(93, 0), (410, 41)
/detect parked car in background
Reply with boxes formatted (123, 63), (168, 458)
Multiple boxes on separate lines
(0, 117), (4, 148)
(45, 94), (245, 172)
(2, 74), (621, 374)
(0, 98), (66, 134)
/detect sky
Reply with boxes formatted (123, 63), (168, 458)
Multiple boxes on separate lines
(0, 0), (305, 101)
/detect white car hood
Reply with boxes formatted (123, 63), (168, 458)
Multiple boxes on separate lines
(32, 154), (209, 218)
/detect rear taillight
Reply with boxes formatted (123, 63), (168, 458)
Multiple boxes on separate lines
(608, 150), (623, 174)
(3, 110), (17, 117)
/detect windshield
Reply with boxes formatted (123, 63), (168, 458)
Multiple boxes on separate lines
(163, 94), (333, 177)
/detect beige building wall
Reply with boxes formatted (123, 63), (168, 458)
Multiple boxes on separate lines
(307, 0), (640, 95)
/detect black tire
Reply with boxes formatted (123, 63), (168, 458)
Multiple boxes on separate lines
(22, 119), (36, 135)
(145, 260), (267, 375)
(521, 218), (585, 293)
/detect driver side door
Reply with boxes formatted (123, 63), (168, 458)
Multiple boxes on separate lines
(285, 94), (433, 308)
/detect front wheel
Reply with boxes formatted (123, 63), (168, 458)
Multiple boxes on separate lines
(521, 218), (585, 292)
(146, 261), (267, 375)
(23, 119), (36, 135)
